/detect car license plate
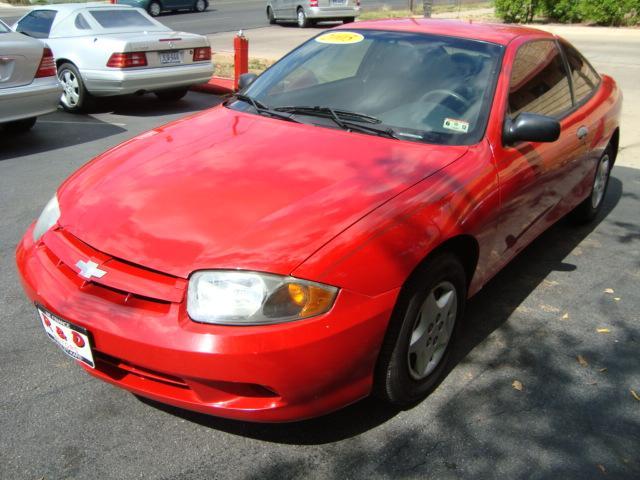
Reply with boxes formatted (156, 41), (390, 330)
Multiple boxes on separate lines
(37, 306), (95, 368)
(160, 51), (182, 65)
(332, 0), (347, 4)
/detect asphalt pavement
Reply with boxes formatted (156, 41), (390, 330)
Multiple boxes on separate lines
(1, 21), (639, 480)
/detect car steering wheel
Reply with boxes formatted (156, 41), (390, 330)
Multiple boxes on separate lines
(419, 89), (471, 112)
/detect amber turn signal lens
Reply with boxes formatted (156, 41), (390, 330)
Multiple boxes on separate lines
(299, 285), (336, 317)
(287, 283), (308, 306)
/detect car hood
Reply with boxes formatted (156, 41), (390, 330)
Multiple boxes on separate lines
(58, 106), (467, 279)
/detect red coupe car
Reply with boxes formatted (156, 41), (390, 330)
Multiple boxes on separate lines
(17, 19), (621, 422)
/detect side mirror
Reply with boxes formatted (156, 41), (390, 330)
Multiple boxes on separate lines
(503, 112), (560, 146)
(238, 73), (258, 91)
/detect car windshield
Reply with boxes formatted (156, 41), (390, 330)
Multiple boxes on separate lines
(89, 9), (154, 28)
(235, 30), (504, 145)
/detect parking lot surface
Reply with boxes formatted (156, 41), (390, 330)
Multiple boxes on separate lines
(1, 26), (639, 480)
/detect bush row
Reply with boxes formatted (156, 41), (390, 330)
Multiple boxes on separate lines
(495, 0), (640, 25)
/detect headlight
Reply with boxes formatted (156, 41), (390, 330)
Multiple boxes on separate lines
(187, 271), (338, 325)
(33, 195), (60, 242)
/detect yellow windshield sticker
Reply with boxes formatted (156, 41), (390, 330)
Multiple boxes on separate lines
(315, 32), (364, 45)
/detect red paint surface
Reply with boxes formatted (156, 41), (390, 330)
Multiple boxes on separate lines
(16, 21), (622, 421)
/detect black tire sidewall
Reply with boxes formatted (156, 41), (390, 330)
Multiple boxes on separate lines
(572, 146), (613, 224)
(375, 253), (467, 406)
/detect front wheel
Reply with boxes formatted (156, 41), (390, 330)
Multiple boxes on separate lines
(297, 8), (309, 28)
(374, 253), (467, 407)
(2, 117), (37, 134)
(571, 146), (613, 224)
(155, 88), (188, 101)
(194, 0), (207, 13)
(58, 62), (92, 113)
(148, 1), (162, 17)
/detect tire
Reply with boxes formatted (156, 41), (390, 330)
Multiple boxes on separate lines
(3, 117), (37, 133)
(148, 1), (162, 17)
(267, 6), (276, 24)
(194, 0), (207, 13)
(374, 253), (467, 407)
(58, 62), (92, 113)
(571, 146), (613, 224)
(343, 17), (355, 24)
(155, 88), (188, 101)
(296, 8), (309, 28)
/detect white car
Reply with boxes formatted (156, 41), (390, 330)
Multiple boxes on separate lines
(0, 19), (61, 132)
(13, 4), (214, 112)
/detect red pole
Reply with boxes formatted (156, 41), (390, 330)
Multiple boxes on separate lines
(234, 30), (249, 91)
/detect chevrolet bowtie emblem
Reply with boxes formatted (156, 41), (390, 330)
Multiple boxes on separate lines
(76, 260), (107, 280)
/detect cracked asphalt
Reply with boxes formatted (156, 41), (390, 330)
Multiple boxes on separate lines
(1, 27), (639, 480)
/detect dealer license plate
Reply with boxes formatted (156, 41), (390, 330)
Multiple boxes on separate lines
(37, 306), (95, 368)
(160, 51), (182, 65)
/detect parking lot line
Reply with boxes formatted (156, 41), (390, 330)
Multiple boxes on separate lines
(39, 120), (127, 127)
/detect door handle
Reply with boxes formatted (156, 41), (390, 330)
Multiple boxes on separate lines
(577, 126), (589, 140)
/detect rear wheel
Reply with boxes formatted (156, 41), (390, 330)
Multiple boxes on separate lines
(148, 1), (162, 17)
(297, 8), (309, 28)
(267, 6), (276, 24)
(343, 17), (355, 24)
(571, 146), (613, 224)
(155, 88), (188, 101)
(374, 253), (467, 406)
(194, 0), (207, 13)
(3, 117), (37, 134)
(58, 62), (92, 113)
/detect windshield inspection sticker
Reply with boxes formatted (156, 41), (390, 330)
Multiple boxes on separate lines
(315, 32), (364, 45)
(443, 118), (470, 133)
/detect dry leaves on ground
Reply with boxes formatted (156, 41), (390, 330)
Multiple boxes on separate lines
(512, 380), (523, 391)
(561, 313), (569, 320)
(577, 355), (589, 367)
(596, 328), (611, 334)
(604, 288), (614, 294)
(631, 389), (640, 401)
(597, 464), (606, 474)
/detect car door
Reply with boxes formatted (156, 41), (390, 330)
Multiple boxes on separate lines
(492, 39), (585, 261)
(15, 10), (57, 39)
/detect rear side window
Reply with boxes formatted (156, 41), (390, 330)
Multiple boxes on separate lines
(561, 41), (600, 104)
(89, 10), (154, 28)
(0, 20), (9, 33)
(16, 10), (57, 39)
(508, 40), (573, 118)
(74, 13), (91, 30)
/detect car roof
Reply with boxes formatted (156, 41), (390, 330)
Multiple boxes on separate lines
(339, 18), (555, 46)
(28, 3), (134, 14)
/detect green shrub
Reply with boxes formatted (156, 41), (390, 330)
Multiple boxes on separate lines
(539, 0), (582, 22)
(495, 0), (539, 23)
(578, 0), (640, 25)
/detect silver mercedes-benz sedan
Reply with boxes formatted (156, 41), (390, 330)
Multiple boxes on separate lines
(0, 19), (61, 133)
(12, 4), (214, 112)
(266, 0), (360, 28)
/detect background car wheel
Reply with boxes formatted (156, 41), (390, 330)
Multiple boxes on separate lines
(194, 0), (207, 13)
(571, 145), (614, 224)
(267, 6), (276, 24)
(2, 117), (37, 134)
(297, 8), (309, 28)
(148, 1), (162, 17)
(374, 252), (467, 407)
(58, 63), (92, 113)
(155, 88), (188, 101)
(343, 17), (355, 24)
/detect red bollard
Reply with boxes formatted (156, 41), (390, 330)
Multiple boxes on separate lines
(109, 0), (117, 4)
(234, 31), (249, 91)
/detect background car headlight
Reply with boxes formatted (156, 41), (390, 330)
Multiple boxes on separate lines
(187, 271), (338, 325)
(32, 195), (60, 242)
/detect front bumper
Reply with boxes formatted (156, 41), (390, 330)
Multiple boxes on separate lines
(82, 62), (214, 97)
(16, 225), (398, 422)
(0, 77), (61, 124)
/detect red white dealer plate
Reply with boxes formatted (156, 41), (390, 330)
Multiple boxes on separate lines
(37, 306), (95, 368)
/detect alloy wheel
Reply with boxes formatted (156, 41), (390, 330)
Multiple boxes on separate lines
(60, 69), (80, 108)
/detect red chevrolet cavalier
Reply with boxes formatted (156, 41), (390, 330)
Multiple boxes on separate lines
(17, 19), (621, 422)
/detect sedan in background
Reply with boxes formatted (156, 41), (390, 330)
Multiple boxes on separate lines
(115, 0), (209, 18)
(267, 0), (360, 28)
(0, 19), (60, 133)
(17, 20), (621, 422)
(12, 4), (214, 112)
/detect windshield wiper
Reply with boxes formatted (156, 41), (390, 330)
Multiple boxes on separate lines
(274, 106), (382, 124)
(233, 94), (302, 124)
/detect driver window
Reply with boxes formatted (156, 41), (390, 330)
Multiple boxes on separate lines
(508, 40), (573, 118)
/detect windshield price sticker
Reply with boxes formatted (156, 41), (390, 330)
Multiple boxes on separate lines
(443, 118), (470, 133)
(316, 32), (365, 45)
